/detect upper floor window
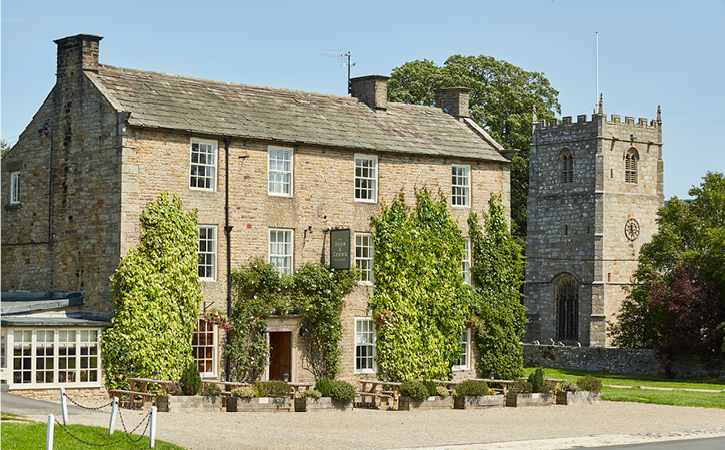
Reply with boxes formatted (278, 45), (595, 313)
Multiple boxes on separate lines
(268, 146), (293, 196)
(355, 232), (374, 285)
(198, 226), (216, 280)
(561, 149), (573, 184)
(452, 165), (470, 207)
(10, 171), (20, 204)
(269, 228), (293, 275)
(462, 238), (471, 285)
(625, 149), (638, 184)
(355, 318), (376, 373)
(354, 155), (377, 202)
(190, 138), (217, 191)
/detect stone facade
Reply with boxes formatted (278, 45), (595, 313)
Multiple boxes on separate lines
(525, 103), (664, 347)
(2, 34), (511, 390)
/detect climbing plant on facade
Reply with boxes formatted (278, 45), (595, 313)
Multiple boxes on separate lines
(468, 195), (526, 380)
(226, 258), (357, 382)
(371, 190), (471, 381)
(101, 193), (202, 389)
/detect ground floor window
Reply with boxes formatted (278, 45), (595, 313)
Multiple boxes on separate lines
(355, 318), (376, 374)
(453, 329), (471, 370)
(192, 319), (216, 377)
(5, 328), (101, 388)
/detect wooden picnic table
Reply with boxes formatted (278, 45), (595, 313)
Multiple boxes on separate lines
(127, 377), (177, 393)
(358, 380), (402, 409)
(288, 382), (314, 397)
(472, 378), (517, 395)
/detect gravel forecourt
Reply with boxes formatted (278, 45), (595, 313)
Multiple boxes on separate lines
(24, 401), (725, 449)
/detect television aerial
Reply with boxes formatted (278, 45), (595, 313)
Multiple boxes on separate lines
(322, 50), (355, 94)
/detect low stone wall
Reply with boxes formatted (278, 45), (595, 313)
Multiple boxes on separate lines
(9, 386), (109, 402)
(522, 344), (725, 378)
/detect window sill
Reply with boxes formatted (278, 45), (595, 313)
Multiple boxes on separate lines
(4, 203), (21, 210)
(354, 199), (378, 204)
(189, 187), (217, 193)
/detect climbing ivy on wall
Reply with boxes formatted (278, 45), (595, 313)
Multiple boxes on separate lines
(468, 196), (527, 380)
(371, 190), (472, 381)
(101, 193), (202, 389)
(226, 258), (357, 382)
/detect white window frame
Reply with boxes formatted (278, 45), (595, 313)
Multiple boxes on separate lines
(6, 328), (102, 389)
(268, 146), (293, 197)
(462, 238), (471, 285)
(355, 232), (374, 285)
(354, 318), (376, 374)
(10, 171), (20, 204)
(354, 154), (378, 203)
(452, 164), (470, 207)
(198, 226), (216, 281)
(453, 329), (471, 371)
(189, 138), (217, 191)
(269, 228), (294, 275)
(193, 317), (217, 378)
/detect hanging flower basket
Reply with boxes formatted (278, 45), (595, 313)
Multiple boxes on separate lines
(466, 317), (485, 332)
(375, 311), (395, 328)
(202, 311), (232, 331)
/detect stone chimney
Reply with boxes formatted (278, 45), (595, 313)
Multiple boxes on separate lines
(434, 87), (470, 119)
(54, 34), (103, 83)
(350, 75), (389, 110)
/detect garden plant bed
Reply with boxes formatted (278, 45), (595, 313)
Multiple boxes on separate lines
(226, 396), (292, 412)
(453, 394), (504, 409)
(295, 397), (353, 412)
(399, 395), (453, 410)
(156, 395), (222, 412)
(505, 392), (553, 407)
(556, 391), (601, 405)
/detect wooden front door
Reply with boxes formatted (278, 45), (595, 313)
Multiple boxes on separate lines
(269, 332), (291, 381)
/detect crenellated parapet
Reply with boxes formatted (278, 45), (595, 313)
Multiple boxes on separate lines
(533, 113), (661, 132)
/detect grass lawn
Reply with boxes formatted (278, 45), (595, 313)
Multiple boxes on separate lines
(523, 367), (725, 409)
(1, 419), (185, 450)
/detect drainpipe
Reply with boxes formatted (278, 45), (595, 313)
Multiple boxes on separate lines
(223, 137), (233, 381)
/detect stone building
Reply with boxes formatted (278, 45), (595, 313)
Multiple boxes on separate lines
(1, 34), (513, 395)
(524, 100), (664, 347)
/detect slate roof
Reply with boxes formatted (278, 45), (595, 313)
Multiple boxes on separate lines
(86, 65), (508, 163)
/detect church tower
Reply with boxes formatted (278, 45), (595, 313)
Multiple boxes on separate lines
(524, 98), (664, 346)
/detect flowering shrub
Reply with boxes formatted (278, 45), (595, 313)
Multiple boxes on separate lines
(202, 310), (232, 331)
(466, 316), (485, 331)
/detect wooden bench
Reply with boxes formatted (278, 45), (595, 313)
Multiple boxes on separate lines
(109, 389), (155, 408)
(355, 391), (392, 408)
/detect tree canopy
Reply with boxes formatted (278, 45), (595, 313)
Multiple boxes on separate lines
(101, 193), (202, 389)
(388, 55), (561, 239)
(610, 172), (725, 363)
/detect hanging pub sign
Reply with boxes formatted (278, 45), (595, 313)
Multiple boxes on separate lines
(330, 229), (351, 270)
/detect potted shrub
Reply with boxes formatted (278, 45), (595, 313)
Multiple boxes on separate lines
(227, 381), (292, 412)
(506, 377), (553, 407)
(453, 380), (502, 409)
(398, 381), (429, 410)
(227, 385), (255, 412)
(556, 375), (602, 405)
(328, 380), (355, 410)
(155, 381), (182, 412)
(294, 389), (322, 412)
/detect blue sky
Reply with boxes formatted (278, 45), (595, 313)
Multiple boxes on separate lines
(2, 0), (723, 199)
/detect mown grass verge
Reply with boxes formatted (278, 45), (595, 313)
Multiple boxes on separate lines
(1, 420), (185, 450)
(523, 367), (725, 390)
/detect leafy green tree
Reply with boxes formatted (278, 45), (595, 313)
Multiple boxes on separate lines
(610, 172), (725, 357)
(101, 193), (202, 389)
(371, 189), (471, 381)
(388, 55), (561, 239)
(468, 196), (526, 379)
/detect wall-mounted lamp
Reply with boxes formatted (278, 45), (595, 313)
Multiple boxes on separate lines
(220, 371), (226, 382)
(283, 373), (289, 382)
(152, 369), (159, 380)
(299, 325), (309, 337)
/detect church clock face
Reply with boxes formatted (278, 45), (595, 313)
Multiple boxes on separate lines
(625, 218), (640, 241)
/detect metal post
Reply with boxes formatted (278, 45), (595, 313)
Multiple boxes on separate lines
(46, 414), (54, 450)
(149, 406), (157, 449)
(108, 396), (118, 435)
(60, 387), (68, 425)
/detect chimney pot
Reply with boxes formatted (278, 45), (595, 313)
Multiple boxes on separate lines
(434, 87), (470, 119)
(350, 75), (389, 110)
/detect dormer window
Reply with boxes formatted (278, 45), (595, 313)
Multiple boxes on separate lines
(625, 149), (638, 184)
(561, 149), (573, 184)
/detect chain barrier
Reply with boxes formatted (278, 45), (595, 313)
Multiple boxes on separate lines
(53, 411), (151, 447)
(63, 394), (114, 411)
(118, 408), (152, 443)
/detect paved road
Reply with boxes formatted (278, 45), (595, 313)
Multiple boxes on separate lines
(577, 436), (725, 450)
(1, 392), (107, 416)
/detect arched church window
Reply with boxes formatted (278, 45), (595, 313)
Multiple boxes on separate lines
(561, 149), (573, 184)
(625, 149), (638, 184)
(555, 275), (579, 341)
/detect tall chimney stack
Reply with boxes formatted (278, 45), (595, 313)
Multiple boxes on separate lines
(350, 75), (389, 111)
(54, 34), (103, 84)
(435, 87), (470, 119)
